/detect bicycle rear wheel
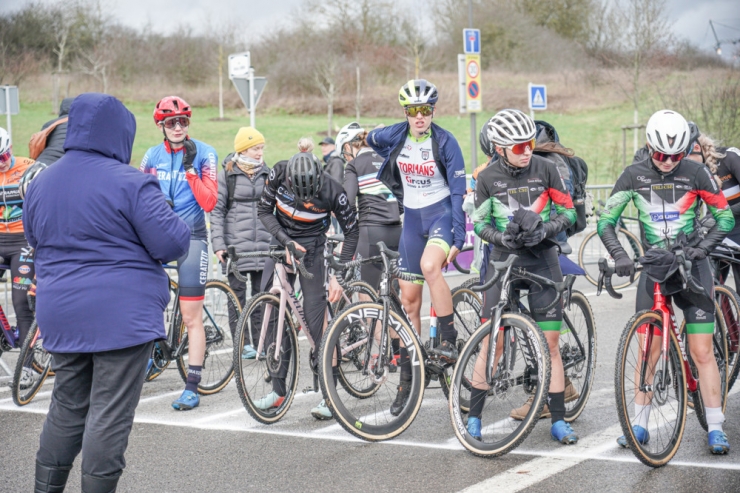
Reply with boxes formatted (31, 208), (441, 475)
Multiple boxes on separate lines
(440, 285), (483, 405)
(578, 228), (643, 289)
(146, 279), (178, 382)
(176, 280), (240, 394)
(561, 290), (597, 422)
(715, 285), (740, 391)
(12, 322), (52, 406)
(449, 314), (551, 457)
(233, 292), (299, 424)
(615, 310), (686, 468)
(319, 301), (425, 441)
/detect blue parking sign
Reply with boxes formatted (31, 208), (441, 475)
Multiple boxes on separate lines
(463, 29), (480, 54)
(528, 83), (547, 110)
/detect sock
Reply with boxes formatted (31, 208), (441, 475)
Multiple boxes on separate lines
(469, 388), (487, 419)
(272, 376), (287, 397)
(332, 366), (339, 387)
(185, 365), (202, 393)
(399, 347), (411, 381)
(392, 338), (400, 357)
(438, 313), (457, 344)
(549, 391), (565, 424)
(634, 403), (651, 430)
(705, 407), (725, 433)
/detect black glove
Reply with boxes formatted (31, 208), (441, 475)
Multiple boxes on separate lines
(521, 223), (546, 248)
(684, 246), (708, 260)
(501, 232), (523, 251)
(512, 208), (543, 233)
(614, 254), (635, 278)
(182, 138), (197, 173)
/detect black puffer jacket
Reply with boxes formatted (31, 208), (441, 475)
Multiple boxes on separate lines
(210, 161), (272, 272)
(36, 98), (74, 165)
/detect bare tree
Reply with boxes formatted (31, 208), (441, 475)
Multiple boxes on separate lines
(314, 55), (343, 136)
(74, 0), (114, 93)
(49, 3), (79, 111)
(399, 14), (430, 80)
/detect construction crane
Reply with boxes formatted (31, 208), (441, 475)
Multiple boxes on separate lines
(710, 20), (740, 56)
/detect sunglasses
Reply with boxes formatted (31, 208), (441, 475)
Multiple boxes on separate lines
(163, 116), (190, 129)
(405, 105), (434, 117)
(504, 138), (536, 155)
(652, 150), (685, 163)
(0, 149), (11, 162)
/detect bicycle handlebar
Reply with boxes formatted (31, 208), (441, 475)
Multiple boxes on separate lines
(225, 245), (313, 281)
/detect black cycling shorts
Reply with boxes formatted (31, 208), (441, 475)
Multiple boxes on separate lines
(177, 239), (208, 300)
(356, 224), (402, 290)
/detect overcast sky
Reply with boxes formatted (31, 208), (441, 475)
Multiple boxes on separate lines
(2, 0), (739, 58)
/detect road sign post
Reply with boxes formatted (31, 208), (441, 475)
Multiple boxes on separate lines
(0, 86), (20, 144)
(228, 51), (267, 128)
(527, 83), (547, 120)
(457, 54), (466, 114)
(463, 28), (481, 168)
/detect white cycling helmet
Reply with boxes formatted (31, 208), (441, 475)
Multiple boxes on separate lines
(486, 109), (536, 147)
(0, 127), (10, 156)
(335, 122), (365, 159)
(645, 110), (690, 155)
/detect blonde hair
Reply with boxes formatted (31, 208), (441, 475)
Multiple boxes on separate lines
(697, 133), (725, 174)
(297, 137), (315, 153)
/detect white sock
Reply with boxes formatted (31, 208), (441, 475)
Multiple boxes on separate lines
(705, 407), (725, 433)
(634, 404), (651, 430)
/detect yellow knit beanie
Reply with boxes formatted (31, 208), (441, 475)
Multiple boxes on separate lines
(234, 127), (265, 153)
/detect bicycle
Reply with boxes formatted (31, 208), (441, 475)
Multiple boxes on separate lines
(601, 252), (729, 467)
(145, 264), (240, 394)
(578, 201), (643, 289)
(229, 236), (378, 424)
(708, 242), (740, 391)
(449, 256), (585, 457)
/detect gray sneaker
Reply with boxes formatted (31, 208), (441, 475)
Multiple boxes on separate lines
(19, 368), (34, 390)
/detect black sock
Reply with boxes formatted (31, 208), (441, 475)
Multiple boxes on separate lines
(332, 366), (339, 387)
(469, 388), (487, 419)
(549, 391), (565, 424)
(392, 338), (400, 357)
(185, 365), (202, 393)
(273, 376), (287, 397)
(399, 347), (411, 382)
(438, 313), (457, 344)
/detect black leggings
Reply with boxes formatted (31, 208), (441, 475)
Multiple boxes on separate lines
(357, 224), (402, 291)
(0, 235), (35, 344)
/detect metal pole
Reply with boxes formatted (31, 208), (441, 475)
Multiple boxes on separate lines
(4, 87), (11, 143)
(248, 68), (256, 128)
(218, 45), (224, 120)
(468, 0), (477, 168)
(622, 127), (627, 168)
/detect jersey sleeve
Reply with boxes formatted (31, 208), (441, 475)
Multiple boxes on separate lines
(722, 148), (740, 215)
(442, 134), (467, 250)
(471, 172), (499, 244)
(696, 164), (734, 252)
(343, 161), (360, 206)
(139, 149), (154, 174)
(597, 169), (635, 259)
(258, 163), (291, 246)
(332, 189), (359, 264)
(186, 145), (218, 213)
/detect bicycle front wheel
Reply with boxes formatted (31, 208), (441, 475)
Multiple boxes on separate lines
(176, 280), (241, 394)
(449, 314), (551, 457)
(319, 301), (425, 441)
(615, 310), (687, 467)
(715, 285), (740, 391)
(561, 290), (597, 422)
(578, 228), (643, 289)
(233, 292), (299, 424)
(12, 322), (52, 406)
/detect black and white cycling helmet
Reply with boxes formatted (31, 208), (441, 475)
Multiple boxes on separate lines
(287, 152), (323, 202)
(336, 122), (365, 159)
(479, 119), (495, 158)
(686, 121), (700, 154)
(0, 127), (10, 156)
(19, 161), (49, 200)
(645, 110), (690, 155)
(486, 109), (536, 147)
(398, 79), (439, 107)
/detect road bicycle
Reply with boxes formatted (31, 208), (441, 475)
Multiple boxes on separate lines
(578, 201), (643, 289)
(229, 236), (378, 424)
(708, 242), (740, 391)
(316, 241), (481, 441)
(601, 252), (729, 467)
(449, 256), (586, 457)
(145, 264), (240, 394)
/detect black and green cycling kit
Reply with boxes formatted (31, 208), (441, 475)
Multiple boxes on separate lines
(598, 156), (734, 334)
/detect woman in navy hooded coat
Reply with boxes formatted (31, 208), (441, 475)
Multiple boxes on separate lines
(23, 93), (190, 493)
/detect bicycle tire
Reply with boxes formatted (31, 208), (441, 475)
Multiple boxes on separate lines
(615, 310), (686, 468)
(146, 280), (178, 382)
(578, 228), (643, 289)
(233, 292), (299, 424)
(176, 280), (241, 394)
(451, 245), (474, 275)
(319, 301), (425, 441)
(449, 313), (551, 457)
(440, 285), (483, 406)
(12, 322), (52, 406)
(561, 290), (597, 422)
(715, 285), (740, 391)
(681, 301), (729, 431)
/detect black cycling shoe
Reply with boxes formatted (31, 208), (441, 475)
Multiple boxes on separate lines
(429, 340), (459, 366)
(390, 380), (412, 416)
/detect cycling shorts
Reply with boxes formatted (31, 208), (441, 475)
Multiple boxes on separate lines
(357, 224), (402, 290)
(177, 239), (208, 300)
(636, 256), (715, 336)
(397, 199), (454, 284)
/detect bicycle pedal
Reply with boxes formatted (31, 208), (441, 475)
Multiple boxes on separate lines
(302, 385), (319, 394)
(388, 363), (398, 373)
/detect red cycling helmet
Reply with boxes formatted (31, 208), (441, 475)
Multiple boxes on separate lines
(153, 96), (192, 123)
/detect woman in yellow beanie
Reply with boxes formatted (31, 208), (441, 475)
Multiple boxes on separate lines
(210, 127), (271, 359)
